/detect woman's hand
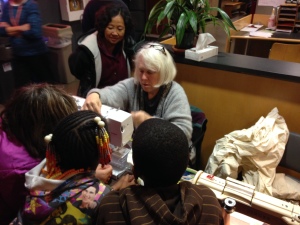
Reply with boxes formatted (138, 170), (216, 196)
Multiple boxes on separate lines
(0, 22), (10, 28)
(19, 23), (30, 31)
(111, 174), (136, 191)
(131, 111), (152, 129)
(95, 164), (113, 184)
(5, 26), (21, 36)
(82, 92), (102, 114)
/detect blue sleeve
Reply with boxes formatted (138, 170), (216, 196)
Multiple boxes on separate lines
(21, 2), (43, 39)
(0, 3), (10, 36)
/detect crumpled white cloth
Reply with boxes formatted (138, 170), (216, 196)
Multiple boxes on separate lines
(205, 107), (289, 195)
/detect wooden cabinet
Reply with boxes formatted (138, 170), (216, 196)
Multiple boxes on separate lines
(296, 5), (300, 31)
(276, 4), (300, 33)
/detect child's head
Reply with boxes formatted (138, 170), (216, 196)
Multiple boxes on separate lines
(45, 110), (111, 173)
(132, 118), (189, 187)
(0, 83), (78, 159)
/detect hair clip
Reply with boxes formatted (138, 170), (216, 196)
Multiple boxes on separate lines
(44, 134), (53, 144)
(94, 116), (105, 128)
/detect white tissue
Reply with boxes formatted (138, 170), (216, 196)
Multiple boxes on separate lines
(185, 33), (218, 61)
(196, 33), (216, 50)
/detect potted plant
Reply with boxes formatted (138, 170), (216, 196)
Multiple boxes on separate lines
(144, 0), (236, 49)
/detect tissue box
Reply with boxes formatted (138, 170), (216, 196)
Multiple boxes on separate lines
(185, 46), (218, 61)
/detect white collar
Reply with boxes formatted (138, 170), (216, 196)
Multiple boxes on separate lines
(10, 0), (28, 6)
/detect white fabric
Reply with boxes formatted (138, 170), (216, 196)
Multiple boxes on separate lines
(79, 31), (102, 87)
(205, 107), (289, 195)
(272, 173), (300, 201)
(25, 159), (64, 191)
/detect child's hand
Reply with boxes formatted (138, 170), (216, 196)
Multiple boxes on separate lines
(95, 164), (112, 184)
(111, 174), (136, 191)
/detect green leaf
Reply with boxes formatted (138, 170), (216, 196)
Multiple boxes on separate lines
(148, 0), (166, 19)
(176, 12), (189, 45)
(159, 25), (173, 39)
(186, 10), (197, 33)
(144, 0), (237, 45)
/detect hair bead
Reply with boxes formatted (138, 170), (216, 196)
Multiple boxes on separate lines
(44, 111), (112, 179)
(44, 134), (53, 144)
(94, 116), (101, 123)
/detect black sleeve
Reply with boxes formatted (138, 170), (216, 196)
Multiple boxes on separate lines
(68, 45), (93, 80)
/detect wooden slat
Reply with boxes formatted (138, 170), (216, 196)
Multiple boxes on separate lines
(269, 43), (300, 63)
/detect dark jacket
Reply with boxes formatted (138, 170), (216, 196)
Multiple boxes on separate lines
(68, 30), (131, 97)
(97, 181), (224, 225)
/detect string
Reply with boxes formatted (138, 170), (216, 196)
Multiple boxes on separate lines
(9, 4), (23, 26)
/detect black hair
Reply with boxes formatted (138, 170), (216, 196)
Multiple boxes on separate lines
(132, 118), (189, 187)
(49, 110), (108, 172)
(88, 181), (100, 194)
(95, 3), (134, 40)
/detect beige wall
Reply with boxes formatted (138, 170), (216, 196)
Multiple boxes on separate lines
(175, 63), (300, 170)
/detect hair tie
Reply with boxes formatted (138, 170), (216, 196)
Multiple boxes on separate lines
(94, 117), (111, 165)
(94, 116), (105, 128)
(44, 134), (53, 144)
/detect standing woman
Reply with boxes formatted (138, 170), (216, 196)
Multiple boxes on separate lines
(0, 0), (54, 88)
(69, 3), (134, 97)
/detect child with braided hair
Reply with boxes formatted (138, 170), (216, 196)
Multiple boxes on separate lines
(12, 110), (135, 225)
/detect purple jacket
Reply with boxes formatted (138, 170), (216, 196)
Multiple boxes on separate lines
(0, 129), (40, 224)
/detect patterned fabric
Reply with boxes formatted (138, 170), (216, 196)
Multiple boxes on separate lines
(97, 181), (224, 225)
(12, 173), (110, 225)
(138, 82), (172, 116)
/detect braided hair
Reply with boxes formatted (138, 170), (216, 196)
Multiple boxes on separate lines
(48, 110), (109, 172)
(132, 118), (189, 187)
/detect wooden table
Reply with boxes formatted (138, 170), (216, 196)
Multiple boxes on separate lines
(225, 14), (300, 58)
(223, 1), (245, 18)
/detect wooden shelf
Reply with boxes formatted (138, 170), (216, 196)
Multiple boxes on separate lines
(276, 4), (300, 33)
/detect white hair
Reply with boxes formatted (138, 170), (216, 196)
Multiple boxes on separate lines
(133, 42), (177, 87)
